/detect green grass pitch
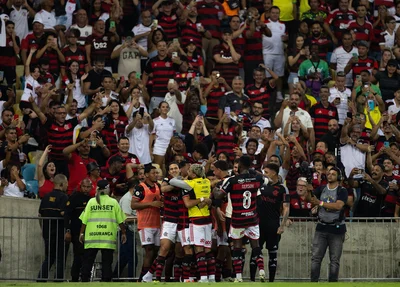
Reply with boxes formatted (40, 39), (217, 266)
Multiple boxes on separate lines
(1, 282), (399, 286)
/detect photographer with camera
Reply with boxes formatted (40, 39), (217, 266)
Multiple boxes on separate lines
(307, 167), (348, 282)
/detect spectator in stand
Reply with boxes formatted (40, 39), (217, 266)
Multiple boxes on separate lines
(212, 28), (241, 86)
(298, 44), (330, 99)
(260, 0), (272, 21)
(182, 39), (205, 76)
(152, 0), (179, 41)
(287, 35), (308, 94)
(69, 9), (93, 46)
(308, 21), (331, 61)
(301, 0), (327, 25)
(36, 0), (65, 32)
(348, 5), (374, 44)
(372, 59), (400, 102)
(8, 0), (36, 41)
(144, 41), (185, 112)
(61, 29), (89, 77)
(37, 145), (56, 198)
(83, 57), (112, 99)
(21, 15), (45, 64)
(330, 32), (358, 88)
(263, 6), (287, 102)
(29, 92), (98, 176)
(250, 101), (271, 131)
(350, 164), (388, 217)
(217, 76), (248, 119)
(344, 41), (378, 81)
(215, 113), (240, 160)
(197, 0), (225, 76)
(125, 110), (154, 166)
(329, 72), (351, 126)
(88, 0), (104, 25)
(132, 10), (153, 69)
(179, 1), (207, 53)
(186, 115), (212, 154)
(63, 139), (97, 195)
(35, 31), (65, 81)
(19, 47), (41, 108)
(381, 158), (400, 216)
(150, 101), (175, 173)
(0, 164), (26, 197)
(388, 89), (400, 116)
(204, 70), (231, 125)
(379, 16), (396, 50)
(120, 0), (139, 32)
(0, 21), (20, 87)
(111, 32), (148, 79)
(377, 48), (394, 72)
(323, 0), (357, 46)
(309, 86), (339, 142)
(320, 119), (340, 153)
(85, 20), (119, 71)
(62, 61), (87, 111)
(86, 162), (101, 197)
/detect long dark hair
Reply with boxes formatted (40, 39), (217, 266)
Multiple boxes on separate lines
(107, 99), (127, 119)
(43, 162), (56, 180)
(66, 60), (81, 83)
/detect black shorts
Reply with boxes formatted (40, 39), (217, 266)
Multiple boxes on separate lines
(259, 221), (281, 251)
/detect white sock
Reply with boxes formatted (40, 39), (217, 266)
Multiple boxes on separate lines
(209, 275), (215, 280)
(145, 271), (152, 277)
(236, 273), (242, 279)
(201, 276), (208, 280)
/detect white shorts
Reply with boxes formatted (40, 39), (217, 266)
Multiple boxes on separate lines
(229, 225), (260, 240)
(153, 142), (169, 156)
(263, 54), (285, 77)
(139, 228), (161, 246)
(178, 227), (192, 247)
(212, 229), (229, 247)
(189, 223), (212, 248)
(160, 221), (179, 243)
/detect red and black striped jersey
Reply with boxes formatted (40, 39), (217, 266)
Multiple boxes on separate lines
(308, 36), (332, 61)
(381, 174), (400, 216)
(107, 152), (140, 178)
(258, 182), (289, 221)
(242, 26), (263, 62)
(371, 21), (385, 52)
(205, 84), (227, 120)
(216, 125), (237, 160)
(351, 57), (378, 81)
(85, 33), (114, 66)
(101, 115), (129, 155)
(212, 43), (241, 86)
(309, 102), (339, 142)
(45, 117), (79, 161)
(40, 49), (61, 77)
(61, 46), (88, 76)
(163, 187), (181, 223)
(324, 9), (357, 39)
(21, 32), (41, 64)
(286, 163), (301, 195)
(347, 20), (374, 42)
(144, 55), (177, 98)
(157, 12), (179, 41)
(289, 192), (313, 217)
(174, 71), (196, 92)
(232, 34), (245, 69)
(186, 54), (204, 74)
(178, 189), (189, 230)
(0, 36), (20, 67)
(197, 1), (224, 39)
(181, 19), (203, 51)
(245, 81), (275, 119)
(220, 172), (264, 228)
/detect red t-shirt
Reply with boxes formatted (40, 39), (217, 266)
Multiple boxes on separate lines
(67, 153), (96, 194)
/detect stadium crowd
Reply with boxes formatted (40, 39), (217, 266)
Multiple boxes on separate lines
(0, 0), (399, 283)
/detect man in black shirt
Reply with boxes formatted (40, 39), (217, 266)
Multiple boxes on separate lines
(254, 163), (289, 282)
(37, 174), (69, 282)
(64, 178), (92, 282)
(320, 119), (340, 153)
(349, 165), (388, 217)
(82, 57), (112, 102)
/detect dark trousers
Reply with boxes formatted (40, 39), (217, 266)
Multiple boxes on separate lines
(113, 228), (138, 278)
(311, 231), (345, 282)
(81, 248), (114, 282)
(37, 235), (67, 281)
(71, 234), (85, 281)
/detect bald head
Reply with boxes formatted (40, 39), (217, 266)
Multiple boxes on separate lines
(328, 119), (339, 134)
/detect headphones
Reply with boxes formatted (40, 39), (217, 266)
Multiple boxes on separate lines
(331, 167), (343, 182)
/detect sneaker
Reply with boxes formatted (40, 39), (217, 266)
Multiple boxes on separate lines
(142, 275), (153, 283)
(152, 280), (160, 283)
(184, 278), (195, 283)
(234, 278), (243, 283)
(208, 279), (216, 283)
(259, 269), (265, 282)
(198, 279), (209, 283)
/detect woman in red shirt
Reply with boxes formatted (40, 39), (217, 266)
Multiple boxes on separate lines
(37, 145), (56, 198)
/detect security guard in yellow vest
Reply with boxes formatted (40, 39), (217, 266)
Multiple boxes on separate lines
(79, 180), (127, 282)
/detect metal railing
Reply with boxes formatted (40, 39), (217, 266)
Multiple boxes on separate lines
(0, 216), (399, 281)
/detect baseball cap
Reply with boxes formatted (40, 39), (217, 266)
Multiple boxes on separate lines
(387, 59), (398, 67)
(313, 149), (325, 155)
(86, 162), (100, 173)
(357, 40), (369, 48)
(33, 15), (44, 25)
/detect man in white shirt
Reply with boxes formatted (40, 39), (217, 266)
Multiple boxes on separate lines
(125, 110), (154, 165)
(330, 31), (358, 87)
(251, 101), (271, 131)
(262, 6), (287, 102)
(329, 72), (351, 125)
(132, 10), (153, 68)
(9, 0), (35, 41)
(240, 125), (264, 155)
(69, 9), (92, 46)
(111, 32), (148, 79)
(388, 89), (400, 117)
(274, 93), (315, 150)
(36, 0), (57, 30)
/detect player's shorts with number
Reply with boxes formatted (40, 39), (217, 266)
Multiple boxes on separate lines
(160, 221), (179, 243)
(229, 224), (260, 240)
(189, 223), (212, 248)
(139, 228), (161, 246)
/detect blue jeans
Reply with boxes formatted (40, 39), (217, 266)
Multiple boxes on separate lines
(113, 228), (138, 278)
(311, 230), (345, 282)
